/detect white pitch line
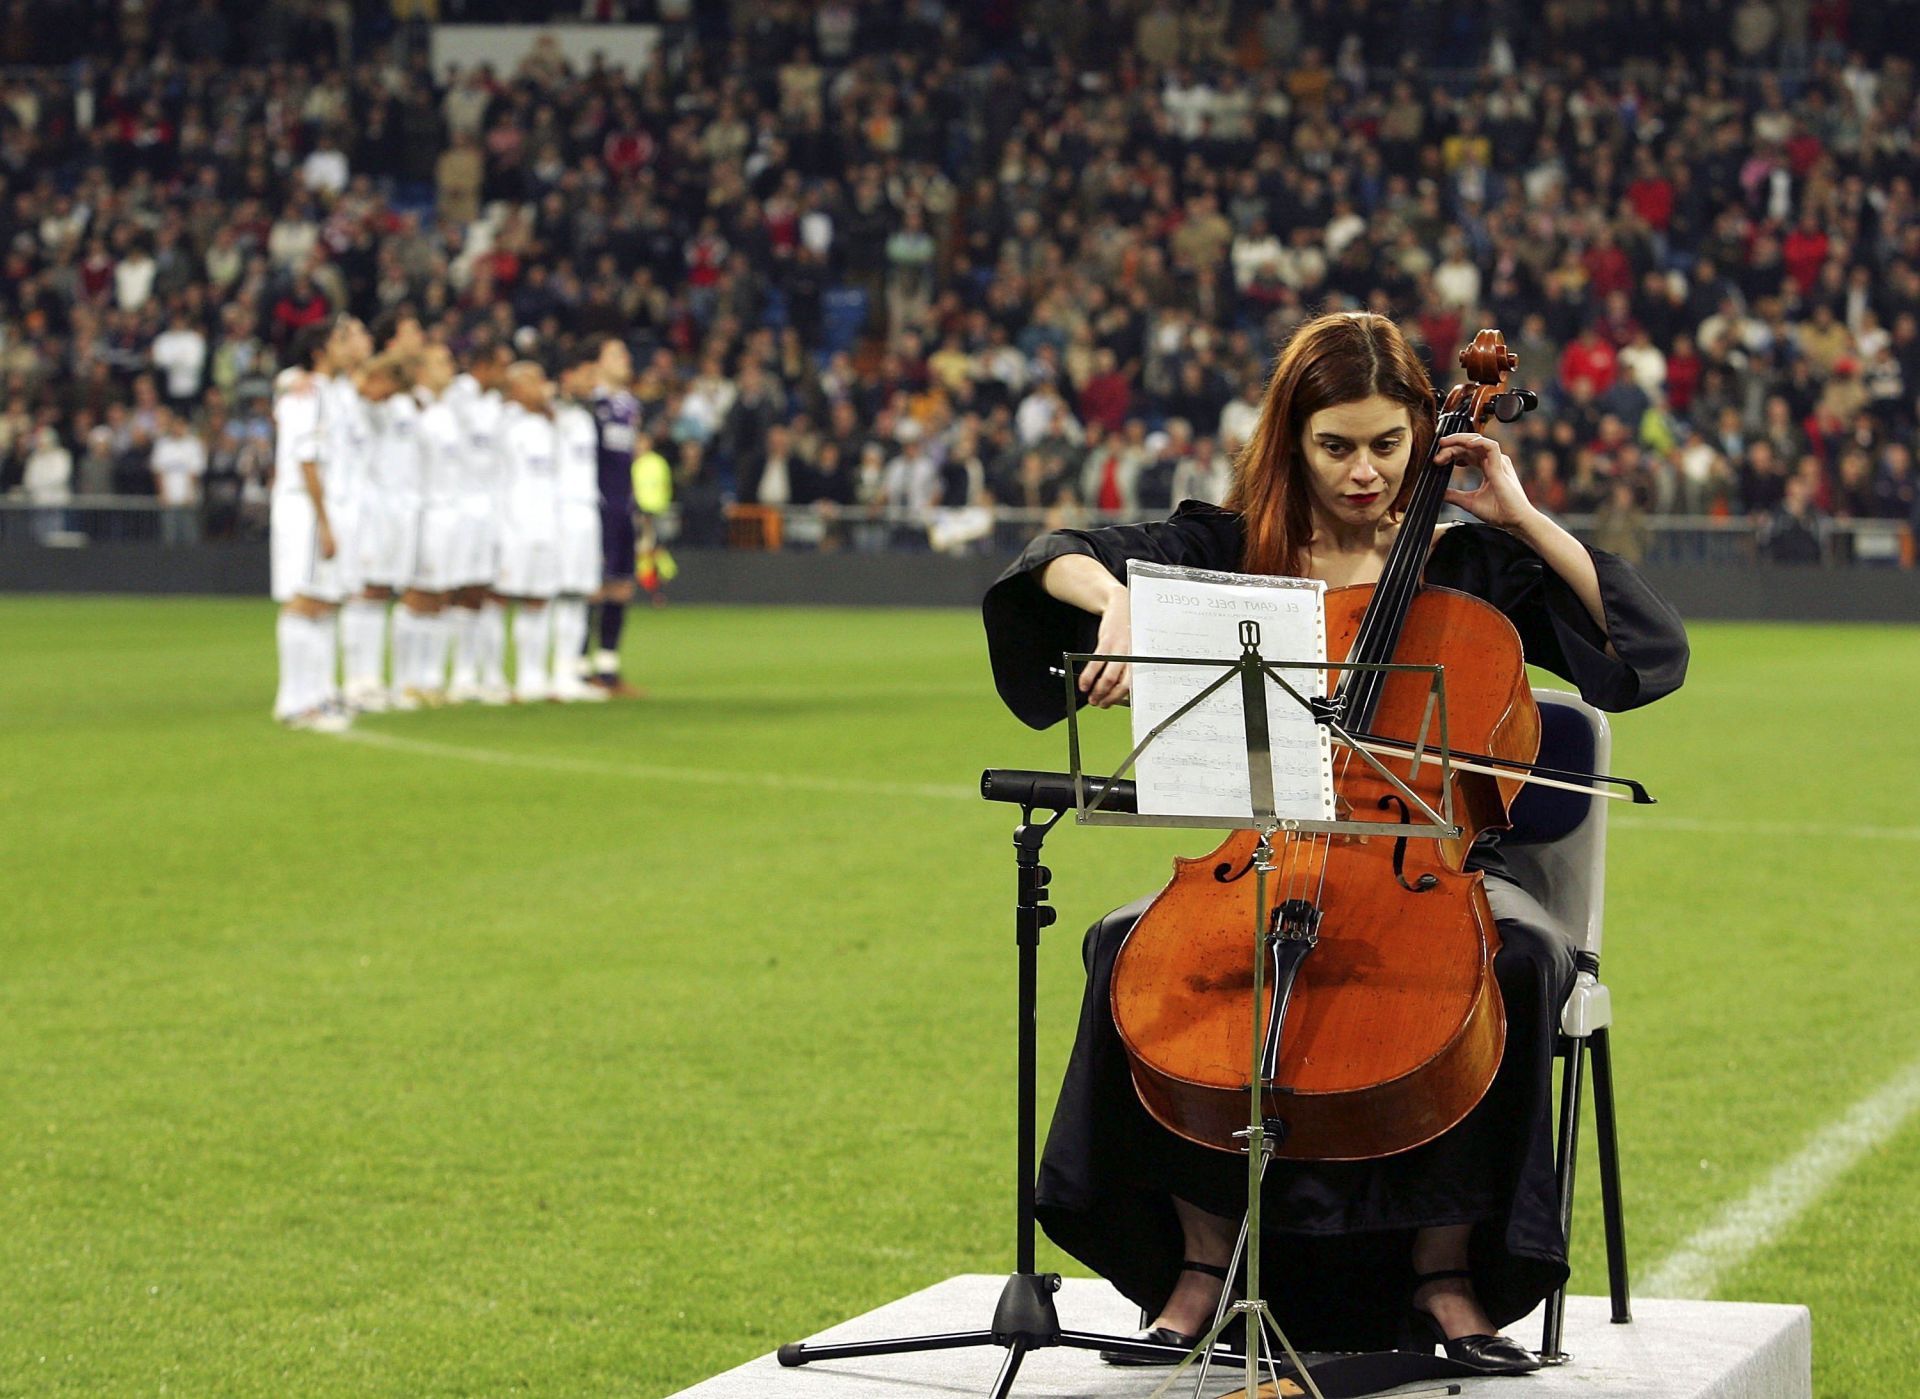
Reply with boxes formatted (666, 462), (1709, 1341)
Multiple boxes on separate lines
(333, 728), (978, 802)
(1642, 1053), (1920, 1299)
(1613, 813), (1920, 842)
(336, 731), (1920, 841)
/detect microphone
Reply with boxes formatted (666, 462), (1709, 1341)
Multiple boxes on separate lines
(978, 768), (1138, 813)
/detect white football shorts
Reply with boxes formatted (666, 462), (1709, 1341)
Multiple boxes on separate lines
(448, 495), (499, 590)
(557, 501), (602, 596)
(412, 502), (463, 593)
(270, 492), (347, 603)
(496, 524), (560, 599)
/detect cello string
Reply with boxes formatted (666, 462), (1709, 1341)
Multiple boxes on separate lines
(1285, 835), (1309, 957)
(1365, 405), (1466, 716)
(1279, 828), (1308, 923)
(1341, 405), (1447, 717)
(1311, 824), (1336, 912)
(1346, 402), (1470, 727)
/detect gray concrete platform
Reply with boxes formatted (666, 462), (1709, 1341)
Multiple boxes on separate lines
(675, 1274), (1810, 1399)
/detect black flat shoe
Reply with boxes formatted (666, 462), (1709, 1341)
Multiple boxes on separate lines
(1407, 1268), (1544, 1375)
(1100, 1260), (1237, 1366)
(1098, 1323), (1205, 1366)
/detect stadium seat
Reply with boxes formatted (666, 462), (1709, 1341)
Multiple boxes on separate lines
(820, 288), (869, 356)
(1498, 689), (1631, 1361)
(724, 504), (784, 551)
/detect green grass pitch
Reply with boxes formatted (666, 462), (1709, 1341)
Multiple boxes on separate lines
(3, 597), (1917, 1397)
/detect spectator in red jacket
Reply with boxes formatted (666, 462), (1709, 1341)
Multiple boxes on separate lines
(269, 273), (329, 345)
(1781, 215), (1830, 296)
(1559, 326), (1620, 399)
(1077, 349), (1133, 435)
(1581, 230), (1634, 300)
(1666, 336), (1703, 415)
(1626, 155), (1674, 234)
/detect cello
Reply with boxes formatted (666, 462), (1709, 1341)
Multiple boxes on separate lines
(1110, 329), (1542, 1162)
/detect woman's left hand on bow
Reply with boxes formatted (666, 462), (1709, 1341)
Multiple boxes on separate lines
(1435, 432), (1540, 532)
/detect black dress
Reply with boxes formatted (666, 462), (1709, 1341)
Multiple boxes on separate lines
(980, 500), (1689, 1353)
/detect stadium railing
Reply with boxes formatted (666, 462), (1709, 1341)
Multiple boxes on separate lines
(0, 496), (177, 546)
(708, 505), (1914, 568)
(5, 500), (1912, 568)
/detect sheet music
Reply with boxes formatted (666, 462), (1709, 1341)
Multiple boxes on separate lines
(1126, 561), (1335, 821)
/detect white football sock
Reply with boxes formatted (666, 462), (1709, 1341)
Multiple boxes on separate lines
(275, 612), (304, 719)
(479, 601), (509, 689)
(449, 606), (479, 688)
(406, 608), (435, 690)
(421, 611), (451, 691)
(512, 606), (552, 697)
(414, 610), (435, 689)
(552, 598), (589, 686)
(314, 611), (340, 710)
(397, 607), (426, 691)
(343, 597), (387, 691)
(387, 608), (410, 690)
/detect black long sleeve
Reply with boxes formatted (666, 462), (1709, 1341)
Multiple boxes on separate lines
(981, 501), (1242, 729)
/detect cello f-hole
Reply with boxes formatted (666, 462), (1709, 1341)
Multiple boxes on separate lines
(1378, 794), (1441, 893)
(1214, 856), (1254, 885)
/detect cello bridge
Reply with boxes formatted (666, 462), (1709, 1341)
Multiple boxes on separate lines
(1271, 898), (1322, 945)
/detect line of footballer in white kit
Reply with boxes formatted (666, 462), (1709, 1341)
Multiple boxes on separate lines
(269, 312), (644, 731)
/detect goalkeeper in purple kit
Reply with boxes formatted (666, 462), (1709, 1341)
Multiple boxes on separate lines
(586, 337), (644, 696)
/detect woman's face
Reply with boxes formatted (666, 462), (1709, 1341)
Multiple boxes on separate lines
(1299, 395), (1414, 527)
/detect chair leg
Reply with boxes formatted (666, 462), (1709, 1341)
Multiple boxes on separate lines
(1590, 1026), (1632, 1323)
(1541, 1037), (1586, 1363)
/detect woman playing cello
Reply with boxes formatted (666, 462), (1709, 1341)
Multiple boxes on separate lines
(981, 312), (1689, 1372)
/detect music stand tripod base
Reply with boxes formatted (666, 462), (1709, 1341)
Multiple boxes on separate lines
(775, 802), (1196, 1395)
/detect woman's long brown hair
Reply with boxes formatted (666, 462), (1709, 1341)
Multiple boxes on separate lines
(1225, 312), (1439, 576)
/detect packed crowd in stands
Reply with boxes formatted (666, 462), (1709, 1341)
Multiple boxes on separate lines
(3, 0), (1920, 564)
